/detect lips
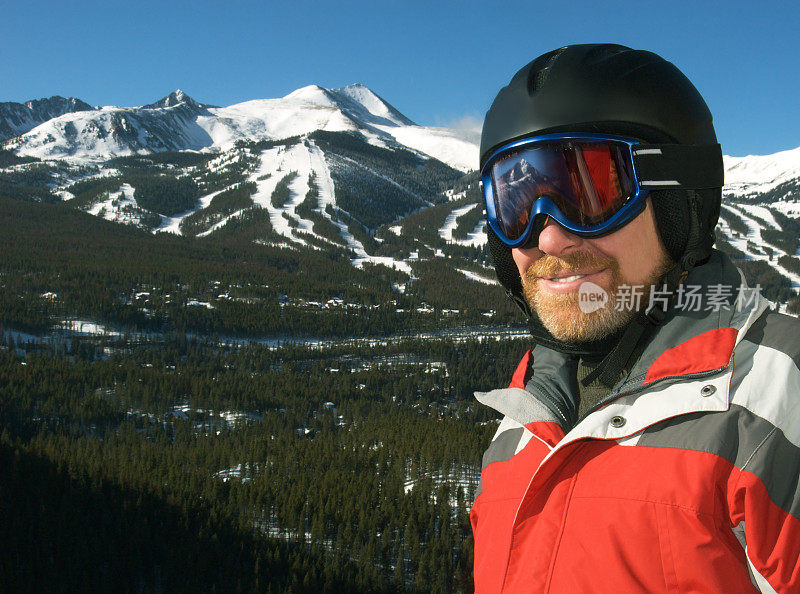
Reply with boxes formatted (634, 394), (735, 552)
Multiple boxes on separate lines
(538, 269), (610, 293)
(524, 252), (619, 296)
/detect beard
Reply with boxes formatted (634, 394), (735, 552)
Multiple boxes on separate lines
(521, 250), (673, 343)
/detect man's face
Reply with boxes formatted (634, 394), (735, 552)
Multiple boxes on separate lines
(511, 199), (673, 342)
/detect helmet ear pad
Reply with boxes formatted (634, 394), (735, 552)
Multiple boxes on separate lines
(487, 224), (524, 293)
(649, 189), (690, 263)
(649, 188), (720, 264)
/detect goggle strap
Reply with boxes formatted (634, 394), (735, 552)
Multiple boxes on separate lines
(633, 143), (723, 190)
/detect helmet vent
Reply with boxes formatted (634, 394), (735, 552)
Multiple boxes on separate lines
(527, 47), (566, 95)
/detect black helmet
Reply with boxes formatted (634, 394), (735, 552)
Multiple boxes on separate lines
(482, 44), (724, 380)
(481, 44), (718, 159)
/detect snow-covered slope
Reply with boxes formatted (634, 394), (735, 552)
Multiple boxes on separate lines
(383, 125), (478, 172)
(198, 89), (360, 148)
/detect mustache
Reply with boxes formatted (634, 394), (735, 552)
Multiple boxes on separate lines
(524, 251), (618, 281)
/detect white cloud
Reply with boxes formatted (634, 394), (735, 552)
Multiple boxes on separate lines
(435, 114), (482, 145)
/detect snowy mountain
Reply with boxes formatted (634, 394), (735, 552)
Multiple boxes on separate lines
(3, 85), (478, 171)
(723, 147), (800, 202)
(0, 85), (478, 279)
(3, 91), (215, 159)
(0, 96), (94, 141)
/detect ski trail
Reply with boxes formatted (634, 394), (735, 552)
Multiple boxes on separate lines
(438, 203), (487, 247)
(439, 203), (478, 241)
(158, 187), (227, 235)
(737, 204), (780, 229)
(723, 204), (800, 288)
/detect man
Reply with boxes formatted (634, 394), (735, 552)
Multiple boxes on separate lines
(470, 44), (800, 593)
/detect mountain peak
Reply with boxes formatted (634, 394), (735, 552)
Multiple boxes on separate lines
(284, 85), (333, 104)
(145, 90), (201, 110)
(330, 84), (415, 127)
(282, 84), (414, 127)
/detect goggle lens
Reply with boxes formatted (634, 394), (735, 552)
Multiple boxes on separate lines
(487, 140), (637, 243)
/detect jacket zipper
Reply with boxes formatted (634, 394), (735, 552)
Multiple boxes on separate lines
(526, 375), (575, 428)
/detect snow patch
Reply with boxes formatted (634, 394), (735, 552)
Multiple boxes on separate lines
(87, 183), (155, 227)
(457, 269), (497, 285)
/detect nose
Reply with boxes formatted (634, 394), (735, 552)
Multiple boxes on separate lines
(536, 216), (583, 257)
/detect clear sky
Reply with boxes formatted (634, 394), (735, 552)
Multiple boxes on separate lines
(2, 0), (797, 157)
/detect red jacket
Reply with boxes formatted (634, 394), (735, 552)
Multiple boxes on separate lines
(471, 255), (800, 593)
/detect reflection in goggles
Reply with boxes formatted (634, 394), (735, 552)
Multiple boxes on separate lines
(490, 143), (634, 242)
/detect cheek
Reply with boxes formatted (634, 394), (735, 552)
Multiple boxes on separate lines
(601, 217), (668, 285)
(617, 254), (651, 285)
(511, 248), (543, 278)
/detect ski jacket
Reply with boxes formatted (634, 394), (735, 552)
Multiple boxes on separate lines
(471, 252), (800, 593)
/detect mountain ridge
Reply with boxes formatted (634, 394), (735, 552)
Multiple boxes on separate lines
(0, 95), (94, 141)
(2, 85), (478, 171)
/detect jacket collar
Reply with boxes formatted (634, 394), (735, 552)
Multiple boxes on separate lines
(611, 250), (766, 394)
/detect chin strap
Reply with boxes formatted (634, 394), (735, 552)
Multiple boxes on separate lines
(507, 288), (532, 318)
(578, 262), (683, 387)
(580, 191), (707, 388)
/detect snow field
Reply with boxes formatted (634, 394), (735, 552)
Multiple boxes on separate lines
(768, 199), (800, 219)
(87, 183), (145, 225)
(378, 124), (478, 172)
(723, 147), (800, 196)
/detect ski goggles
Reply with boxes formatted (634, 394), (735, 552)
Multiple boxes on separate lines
(480, 133), (724, 248)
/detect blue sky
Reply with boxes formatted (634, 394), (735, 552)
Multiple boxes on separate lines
(2, 0), (797, 157)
